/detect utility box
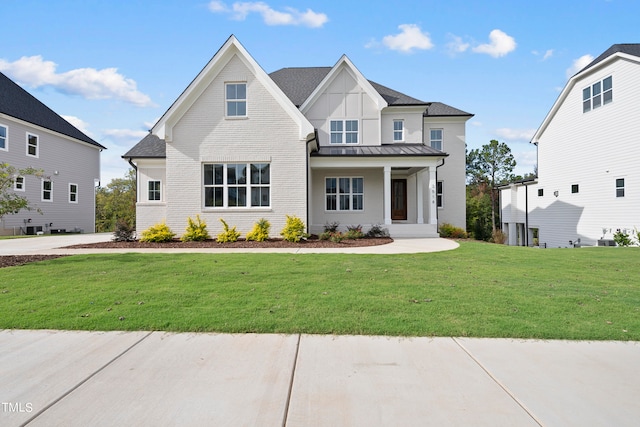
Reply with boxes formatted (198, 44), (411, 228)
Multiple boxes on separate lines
(597, 239), (616, 246)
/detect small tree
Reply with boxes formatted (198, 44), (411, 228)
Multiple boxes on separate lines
(0, 163), (44, 220)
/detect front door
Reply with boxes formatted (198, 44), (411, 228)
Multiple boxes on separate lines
(391, 179), (407, 220)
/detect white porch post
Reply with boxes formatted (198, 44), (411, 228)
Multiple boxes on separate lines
(384, 166), (392, 225)
(416, 170), (424, 224)
(428, 166), (437, 225)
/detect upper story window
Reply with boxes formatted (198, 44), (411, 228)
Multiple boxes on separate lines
(42, 179), (52, 202)
(203, 163), (270, 208)
(69, 183), (78, 203)
(226, 83), (247, 117)
(148, 181), (161, 201)
(393, 120), (404, 142)
(27, 133), (39, 157)
(0, 124), (7, 151)
(430, 129), (443, 151)
(14, 176), (25, 192)
(616, 178), (625, 198)
(330, 120), (358, 144)
(325, 177), (364, 211)
(583, 76), (612, 113)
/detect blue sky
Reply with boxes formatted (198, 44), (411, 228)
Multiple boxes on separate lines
(1, 0), (637, 183)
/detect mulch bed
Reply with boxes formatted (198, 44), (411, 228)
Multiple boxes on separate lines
(0, 237), (393, 269)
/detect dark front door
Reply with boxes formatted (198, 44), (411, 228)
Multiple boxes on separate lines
(391, 179), (407, 220)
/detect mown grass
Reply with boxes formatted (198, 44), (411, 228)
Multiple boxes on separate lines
(0, 241), (638, 340)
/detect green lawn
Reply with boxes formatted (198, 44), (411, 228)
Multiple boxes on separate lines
(1, 241), (638, 340)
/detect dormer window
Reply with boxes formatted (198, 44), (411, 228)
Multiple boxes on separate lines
(226, 83), (247, 117)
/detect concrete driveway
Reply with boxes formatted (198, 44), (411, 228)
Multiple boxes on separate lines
(1, 330), (639, 426)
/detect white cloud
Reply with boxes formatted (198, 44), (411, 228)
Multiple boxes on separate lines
(0, 55), (153, 107)
(533, 49), (554, 60)
(209, 1), (328, 28)
(494, 127), (536, 142)
(380, 24), (434, 53)
(566, 54), (594, 79)
(446, 35), (470, 55)
(472, 29), (517, 58)
(61, 115), (93, 137)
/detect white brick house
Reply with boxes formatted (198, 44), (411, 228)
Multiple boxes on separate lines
(124, 35), (472, 238)
(500, 44), (640, 247)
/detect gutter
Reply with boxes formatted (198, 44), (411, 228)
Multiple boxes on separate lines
(306, 130), (319, 234)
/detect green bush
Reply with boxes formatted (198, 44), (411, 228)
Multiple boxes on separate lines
(438, 223), (468, 239)
(366, 224), (389, 238)
(181, 215), (210, 242)
(246, 218), (271, 242)
(345, 225), (364, 240)
(613, 230), (632, 247)
(140, 222), (176, 243)
(216, 218), (241, 243)
(280, 215), (308, 242)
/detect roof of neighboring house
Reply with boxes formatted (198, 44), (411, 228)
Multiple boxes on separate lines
(0, 71), (105, 149)
(311, 144), (447, 157)
(122, 133), (166, 158)
(577, 43), (640, 75)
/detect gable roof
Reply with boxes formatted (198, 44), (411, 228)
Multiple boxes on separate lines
(122, 133), (165, 158)
(0, 71), (104, 149)
(533, 43), (640, 143)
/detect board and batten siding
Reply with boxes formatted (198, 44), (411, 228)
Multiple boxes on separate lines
(529, 57), (640, 247)
(163, 54), (307, 237)
(0, 115), (100, 235)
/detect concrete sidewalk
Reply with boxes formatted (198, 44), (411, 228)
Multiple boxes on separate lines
(0, 233), (459, 255)
(1, 330), (638, 426)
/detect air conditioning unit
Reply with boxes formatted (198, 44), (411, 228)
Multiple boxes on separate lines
(597, 239), (616, 247)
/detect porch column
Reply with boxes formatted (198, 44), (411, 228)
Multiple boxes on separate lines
(384, 166), (392, 225)
(428, 166), (437, 225)
(416, 170), (424, 224)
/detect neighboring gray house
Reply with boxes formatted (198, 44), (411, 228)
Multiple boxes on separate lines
(500, 44), (640, 247)
(0, 71), (105, 235)
(124, 35), (472, 238)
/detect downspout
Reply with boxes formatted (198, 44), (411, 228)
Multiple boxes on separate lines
(435, 158), (445, 223)
(525, 183), (529, 247)
(306, 130), (319, 235)
(126, 158), (138, 203)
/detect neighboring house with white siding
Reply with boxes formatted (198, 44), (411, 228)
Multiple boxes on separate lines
(0, 72), (105, 235)
(123, 35), (472, 238)
(500, 44), (640, 247)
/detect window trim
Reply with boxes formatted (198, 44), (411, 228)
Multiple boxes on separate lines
(583, 75), (612, 113)
(330, 119), (359, 144)
(0, 124), (7, 151)
(27, 132), (39, 158)
(14, 176), (25, 192)
(436, 181), (444, 208)
(616, 178), (625, 198)
(430, 128), (443, 151)
(41, 179), (52, 202)
(68, 183), (78, 204)
(325, 176), (364, 212)
(148, 180), (162, 202)
(393, 120), (404, 142)
(203, 162), (271, 209)
(225, 82), (247, 118)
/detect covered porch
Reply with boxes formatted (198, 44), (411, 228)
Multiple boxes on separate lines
(308, 145), (446, 238)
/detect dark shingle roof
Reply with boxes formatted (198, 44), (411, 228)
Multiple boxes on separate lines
(311, 144), (446, 157)
(577, 44), (640, 75)
(0, 71), (104, 149)
(122, 133), (166, 158)
(425, 102), (473, 117)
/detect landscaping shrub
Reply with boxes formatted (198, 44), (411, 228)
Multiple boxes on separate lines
(490, 228), (506, 244)
(181, 215), (210, 242)
(112, 219), (135, 242)
(216, 218), (241, 243)
(140, 222), (176, 243)
(280, 215), (308, 242)
(365, 224), (390, 238)
(324, 221), (340, 233)
(345, 225), (364, 240)
(438, 223), (467, 239)
(613, 229), (632, 247)
(246, 218), (270, 242)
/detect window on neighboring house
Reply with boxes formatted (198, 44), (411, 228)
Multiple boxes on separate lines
(203, 163), (270, 208)
(583, 76), (612, 113)
(436, 181), (444, 208)
(69, 183), (78, 203)
(430, 129), (443, 151)
(330, 120), (358, 144)
(325, 177), (363, 211)
(538, 188), (544, 197)
(14, 176), (25, 191)
(616, 178), (625, 197)
(42, 179), (52, 202)
(148, 181), (161, 201)
(571, 184), (579, 194)
(27, 133), (39, 157)
(0, 124), (7, 151)
(393, 120), (404, 142)
(226, 83), (247, 117)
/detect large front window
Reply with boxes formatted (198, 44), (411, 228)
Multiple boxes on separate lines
(330, 120), (358, 144)
(226, 83), (247, 117)
(583, 76), (612, 113)
(204, 163), (270, 208)
(325, 177), (363, 211)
